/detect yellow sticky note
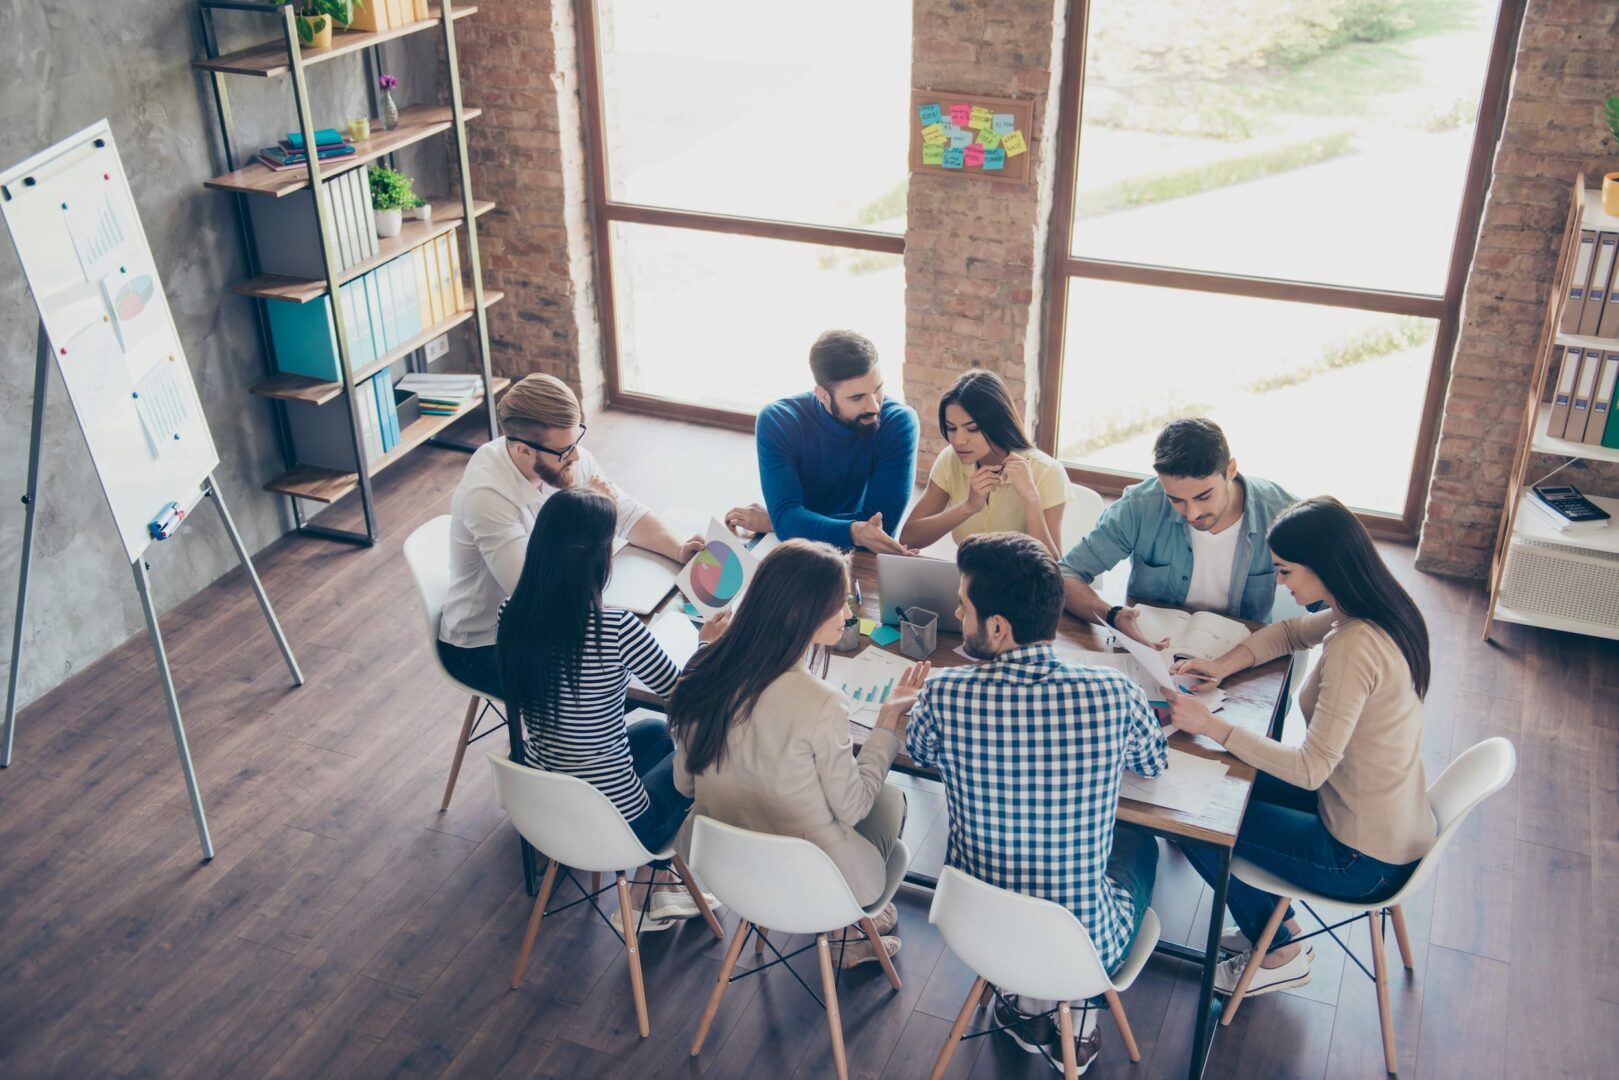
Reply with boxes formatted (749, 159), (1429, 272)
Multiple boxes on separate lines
(1002, 130), (1028, 157)
(859, 618), (879, 637)
(921, 142), (945, 165)
(979, 128), (1001, 150)
(920, 123), (946, 145)
(968, 106), (993, 131)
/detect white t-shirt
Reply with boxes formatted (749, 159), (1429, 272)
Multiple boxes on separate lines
(1184, 514), (1243, 613)
(439, 438), (648, 649)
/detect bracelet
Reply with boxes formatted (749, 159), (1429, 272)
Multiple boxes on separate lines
(1105, 605), (1123, 629)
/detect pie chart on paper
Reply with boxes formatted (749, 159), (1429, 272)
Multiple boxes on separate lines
(688, 540), (746, 608)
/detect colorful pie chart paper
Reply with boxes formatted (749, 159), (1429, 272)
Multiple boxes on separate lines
(674, 518), (760, 617)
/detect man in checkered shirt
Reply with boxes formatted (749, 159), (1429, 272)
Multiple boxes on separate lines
(905, 532), (1168, 1071)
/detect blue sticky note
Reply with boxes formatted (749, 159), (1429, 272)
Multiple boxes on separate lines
(869, 624), (901, 647)
(983, 147), (1006, 171)
(682, 601), (702, 620)
(918, 103), (942, 127)
(949, 129), (972, 150)
(992, 113), (1015, 135)
(942, 148), (965, 169)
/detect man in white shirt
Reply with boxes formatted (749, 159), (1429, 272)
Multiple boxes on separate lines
(437, 374), (702, 698)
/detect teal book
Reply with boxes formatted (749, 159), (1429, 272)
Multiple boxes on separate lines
(265, 295), (342, 381)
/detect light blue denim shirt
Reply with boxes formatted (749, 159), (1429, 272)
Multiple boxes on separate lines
(1059, 474), (1298, 622)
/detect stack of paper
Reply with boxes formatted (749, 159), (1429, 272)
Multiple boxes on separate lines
(397, 373), (484, 415)
(1070, 648), (1225, 715)
(1119, 748), (1229, 813)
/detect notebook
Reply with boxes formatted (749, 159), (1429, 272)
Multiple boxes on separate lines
(1132, 605), (1252, 663)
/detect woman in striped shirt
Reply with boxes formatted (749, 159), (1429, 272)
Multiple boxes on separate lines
(498, 488), (726, 926)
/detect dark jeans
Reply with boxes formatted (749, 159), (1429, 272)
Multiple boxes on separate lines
(625, 717), (692, 853)
(1179, 773), (1418, 950)
(1107, 826), (1159, 967)
(436, 639), (502, 701)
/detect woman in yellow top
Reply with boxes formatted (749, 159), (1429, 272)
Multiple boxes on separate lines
(898, 369), (1069, 557)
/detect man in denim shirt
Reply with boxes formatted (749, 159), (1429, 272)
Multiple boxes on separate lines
(1061, 419), (1297, 646)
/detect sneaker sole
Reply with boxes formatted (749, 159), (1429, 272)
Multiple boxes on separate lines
(1220, 968), (1312, 998)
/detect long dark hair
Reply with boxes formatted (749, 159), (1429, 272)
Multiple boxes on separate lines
(667, 540), (848, 774)
(938, 369), (1034, 456)
(497, 488), (618, 731)
(1268, 497), (1430, 698)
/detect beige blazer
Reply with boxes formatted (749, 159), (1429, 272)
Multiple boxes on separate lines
(673, 664), (901, 906)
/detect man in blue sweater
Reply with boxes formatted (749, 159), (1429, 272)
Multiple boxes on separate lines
(725, 330), (919, 554)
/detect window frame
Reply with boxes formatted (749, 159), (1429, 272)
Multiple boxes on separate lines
(577, 1), (905, 433)
(1037, 0), (1527, 537)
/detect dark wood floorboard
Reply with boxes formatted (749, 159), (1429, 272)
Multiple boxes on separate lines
(1, 408), (1615, 1079)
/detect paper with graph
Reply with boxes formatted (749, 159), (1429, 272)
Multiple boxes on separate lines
(1119, 748), (1229, 813)
(826, 647), (915, 727)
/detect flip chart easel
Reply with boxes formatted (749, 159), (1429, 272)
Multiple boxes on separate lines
(1, 121), (304, 862)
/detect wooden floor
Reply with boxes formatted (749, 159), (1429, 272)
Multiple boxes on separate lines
(2, 409), (1616, 1080)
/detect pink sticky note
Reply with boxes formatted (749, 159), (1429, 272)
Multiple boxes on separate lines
(949, 104), (971, 127)
(964, 144), (985, 167)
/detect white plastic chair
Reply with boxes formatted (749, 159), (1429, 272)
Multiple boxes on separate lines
(404, 514), (504, 812)
(487, 753), (723, 1038)
(1221, 737), (1517, 1074)
(1061, 482), (1104, 550)
(687, 815), (911, 1080)
(926, 866), (1160, 1080)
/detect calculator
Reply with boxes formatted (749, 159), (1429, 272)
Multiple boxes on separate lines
(1531, 484), (1611, 524)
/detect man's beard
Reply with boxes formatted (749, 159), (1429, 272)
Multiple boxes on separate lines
(962, 626), (997, 660)
(536, 456), (575, 489)
(832, 401), (881, 433)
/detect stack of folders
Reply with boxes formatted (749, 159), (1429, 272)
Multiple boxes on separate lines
(265, 248), (432, 382)
(1560, 227), (1619, 338)
(1545, 344), (1619, 449)
(248, 166), (377, 277)
(284, 371), (402, 471)
(397, 373), (484, 415)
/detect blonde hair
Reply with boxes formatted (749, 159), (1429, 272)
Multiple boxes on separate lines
(497, 374), (583, 440)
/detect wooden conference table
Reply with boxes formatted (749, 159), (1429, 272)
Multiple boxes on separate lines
(621, 550), (1291, 1080)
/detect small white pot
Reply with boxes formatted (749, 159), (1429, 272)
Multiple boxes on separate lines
(375, 208), (403, 237)
(412, 203), (432, 222)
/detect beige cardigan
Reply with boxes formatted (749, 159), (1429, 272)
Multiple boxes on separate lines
(673, 664), (901, 906)
(1225, 610), (1437, 865)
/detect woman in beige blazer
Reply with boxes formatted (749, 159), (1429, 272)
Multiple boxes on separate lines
(669, 539), (928, 968)
(1166, 496), (1436, 1000)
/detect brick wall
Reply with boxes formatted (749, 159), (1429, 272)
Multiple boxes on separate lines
(1415, 0), (1619, 577)
(904, 0), (1068, 475)
(456, 0), (606, 412)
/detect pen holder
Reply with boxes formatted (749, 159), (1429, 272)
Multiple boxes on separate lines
(834, 622), (862, 652)
(898, 608), (938, 660)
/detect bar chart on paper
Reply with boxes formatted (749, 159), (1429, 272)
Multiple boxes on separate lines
(826, 648), (915, 718)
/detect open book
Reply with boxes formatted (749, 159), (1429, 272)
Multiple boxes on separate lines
(1132, 605), (1251, 663)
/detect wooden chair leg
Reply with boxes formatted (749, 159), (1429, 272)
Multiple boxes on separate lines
(858, 916), (902, 990)
(1389, 905), (1415, 971)
(615, 873), (650, 1038)
(672, 854), (724, 939)
(928, 976), (985, 1080)
(1103, 989), (1141, 1063)
(510, 859), (559, 988)
(816, 934), (850, 1080)
(591, 871), (602, 895)
(756, 927), (768, 955)
(1220, 896), (1291, 1025)
(979, 981), (994, 1008)
(1057, 1002), (1079, 1080)
(439, 695), (481, 812)
(691, 918), (751, 1056)
(1367, 910), (1399, 1074)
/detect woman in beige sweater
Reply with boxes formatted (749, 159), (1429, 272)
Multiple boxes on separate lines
(1165, 496), (1436, 998)
(668, 540), (928, 968)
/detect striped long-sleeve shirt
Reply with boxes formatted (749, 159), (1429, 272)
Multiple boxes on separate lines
(499, 604), (678, 820)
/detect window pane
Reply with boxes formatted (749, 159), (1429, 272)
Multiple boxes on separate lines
(596, 1), (910, 232)
(611, 222), (905, 413)
(1072, 0), (1501, 294)
(1055, 279), (1434, 514)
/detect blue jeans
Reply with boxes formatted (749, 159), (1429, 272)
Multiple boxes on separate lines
(625, 718), (692, 853)
(1107, 826), (1159, 969)
(436, 640), (502, 700)
(1179, 773), (1418, 950)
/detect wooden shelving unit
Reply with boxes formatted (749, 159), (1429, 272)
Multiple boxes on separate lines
(1483, 173), (1619, 640)
(196, 0), (497, 547)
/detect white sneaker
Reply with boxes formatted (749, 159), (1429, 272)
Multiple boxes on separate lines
(1214, 945), (1313, 997)
(608, 904), (676, 936)
(647, 889), (721, 922)
(1220, 926), (1313, 959)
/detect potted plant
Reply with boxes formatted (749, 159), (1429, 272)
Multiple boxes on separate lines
(288, 1), (353, 49)
(368, 164), (424, 238)
(1605, 96), (1619, 216)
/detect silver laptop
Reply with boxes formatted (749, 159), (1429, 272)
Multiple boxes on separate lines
(875, 554), (963, 633)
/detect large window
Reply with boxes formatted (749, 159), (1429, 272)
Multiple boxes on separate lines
(585, 1), (910, 421)
(1046, 0), (1516, 522)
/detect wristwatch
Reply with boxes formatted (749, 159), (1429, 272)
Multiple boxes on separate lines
(1104, 605), (1123, 629)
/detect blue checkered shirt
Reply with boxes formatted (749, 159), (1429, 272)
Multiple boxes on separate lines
(905, 643), (1169, 973)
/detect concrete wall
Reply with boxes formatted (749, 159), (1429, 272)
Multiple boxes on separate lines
(0, 3), (442, 708)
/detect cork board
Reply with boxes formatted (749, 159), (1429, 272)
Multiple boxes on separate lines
(908, 89), (1036, 185)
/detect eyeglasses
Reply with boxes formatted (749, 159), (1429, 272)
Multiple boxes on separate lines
(514, 425), (588, 459)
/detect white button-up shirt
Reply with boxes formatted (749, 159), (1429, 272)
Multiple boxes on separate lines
(438, 437), (649, 649)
